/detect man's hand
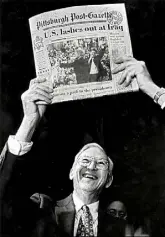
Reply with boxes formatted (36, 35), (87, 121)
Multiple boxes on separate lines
(21, 77), (53, 121)
(100, 42), (106, 49)
(15, 77), (53, 142)
(112, 56), (159, 98)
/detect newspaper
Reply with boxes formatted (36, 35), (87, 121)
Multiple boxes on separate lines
(29, 4), (139, 103)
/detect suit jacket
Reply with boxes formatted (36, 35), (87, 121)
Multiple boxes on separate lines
(60, 58), (89, 84)
(55, 193), (126, 237)
(0, 146), (126, 237)
(88, 49), (106, 80)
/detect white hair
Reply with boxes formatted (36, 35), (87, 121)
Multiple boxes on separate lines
(74, 143), (114, 173)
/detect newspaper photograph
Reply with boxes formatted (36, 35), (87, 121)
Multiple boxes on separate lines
(29, 4), (139, 103)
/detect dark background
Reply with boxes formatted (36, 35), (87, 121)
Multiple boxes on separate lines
(1, 0), (165, 228)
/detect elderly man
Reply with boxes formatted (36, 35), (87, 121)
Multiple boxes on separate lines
(1, 56), (165, 237)
(55, 143), (115, 237)
(0, 135), (124, 236)
(0, 135), (123, 236)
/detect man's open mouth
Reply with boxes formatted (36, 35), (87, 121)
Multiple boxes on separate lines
(82, 173), (98, 180)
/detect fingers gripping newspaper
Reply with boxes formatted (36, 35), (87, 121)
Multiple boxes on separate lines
(29, 4), (139, 103)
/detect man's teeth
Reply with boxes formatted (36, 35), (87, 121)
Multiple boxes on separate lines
(83, 174), (97, 180)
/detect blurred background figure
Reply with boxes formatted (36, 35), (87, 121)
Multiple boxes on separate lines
(107, 200), (127, 220)
(106, 200), (150, 236)
(106, 200), (133, 236)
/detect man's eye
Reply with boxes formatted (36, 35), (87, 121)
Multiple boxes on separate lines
(82, 159), (90, 163)
(98, 161), (105, 165)
(108, 210), (116, 216)
(119, 212), (125, 217)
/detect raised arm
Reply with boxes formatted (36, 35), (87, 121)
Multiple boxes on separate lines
(98, 43), (106, 59)
(112, 56), (165, 109)
(15, 77), (53, 143)
(0, 77), (53, 234)
(0, 76), (53, 186)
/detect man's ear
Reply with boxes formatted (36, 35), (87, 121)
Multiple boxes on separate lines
(69, 167), (74, 180)
(105, 174), (113, 188)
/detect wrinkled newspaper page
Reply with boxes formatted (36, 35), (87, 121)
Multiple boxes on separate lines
(29, 4), (139, 103)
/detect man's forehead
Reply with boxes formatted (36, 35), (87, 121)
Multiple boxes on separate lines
(109, 201), (126, 211)
(79, 147), (108, 160)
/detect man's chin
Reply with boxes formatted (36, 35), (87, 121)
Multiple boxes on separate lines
(80, 183), (97, 192)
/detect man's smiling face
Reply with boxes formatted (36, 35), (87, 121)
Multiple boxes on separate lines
(69, 146), (111, 194)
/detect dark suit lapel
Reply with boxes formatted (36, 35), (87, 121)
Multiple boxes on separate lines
(56, 194), (75, 237)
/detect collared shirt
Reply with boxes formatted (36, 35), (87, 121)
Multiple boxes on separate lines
(72, 191), (99, 236)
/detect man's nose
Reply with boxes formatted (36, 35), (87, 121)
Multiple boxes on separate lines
(87, 160), (97, 170)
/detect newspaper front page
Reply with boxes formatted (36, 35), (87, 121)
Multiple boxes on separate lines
(29, 4), (139, 103)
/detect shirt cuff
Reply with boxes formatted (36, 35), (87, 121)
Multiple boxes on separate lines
(8, 135), (33, 156)
(161, 101), (165, 110)
(158, 94), (165, 109)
